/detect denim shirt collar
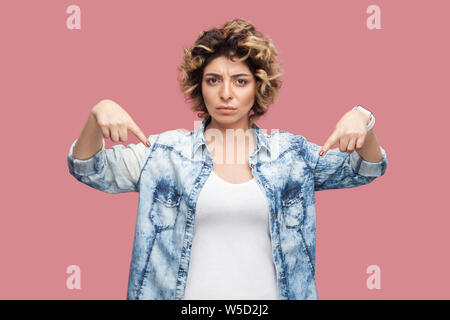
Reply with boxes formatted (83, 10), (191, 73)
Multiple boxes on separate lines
(192, 117), (271, 159)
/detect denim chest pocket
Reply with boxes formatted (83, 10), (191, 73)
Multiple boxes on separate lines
(149, 182), (182, 231)
(281, 187), (305, 228)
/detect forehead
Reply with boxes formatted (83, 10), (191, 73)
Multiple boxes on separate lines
(203, 56), (251, 74)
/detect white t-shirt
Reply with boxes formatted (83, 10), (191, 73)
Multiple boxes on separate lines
(184, 170), (278, 300)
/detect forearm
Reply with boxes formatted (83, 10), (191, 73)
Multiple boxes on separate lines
(356, 128), (383, 162)
(72, 112), (104, 160)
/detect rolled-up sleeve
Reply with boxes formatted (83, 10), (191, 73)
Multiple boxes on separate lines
(301, 137), (388, 192)
(67, 134), (159, 194)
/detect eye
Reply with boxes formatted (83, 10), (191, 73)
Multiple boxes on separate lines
(206, 78), (218, 84)
(205, 78), (248, 85)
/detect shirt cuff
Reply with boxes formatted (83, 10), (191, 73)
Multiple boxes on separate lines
(67, 138), (106, 176)
(349, 145), (388, 177)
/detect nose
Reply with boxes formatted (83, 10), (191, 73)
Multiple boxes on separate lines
(219, 80), (232, 101)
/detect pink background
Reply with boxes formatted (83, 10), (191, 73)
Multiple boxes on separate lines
(0, 0), (448, 299)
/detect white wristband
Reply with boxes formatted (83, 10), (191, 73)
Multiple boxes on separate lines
(353, 105), (375, 131)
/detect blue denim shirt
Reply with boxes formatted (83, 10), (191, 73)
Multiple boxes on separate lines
(67, 117), (388, 300)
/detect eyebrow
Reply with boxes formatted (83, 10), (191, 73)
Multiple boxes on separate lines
(204, 73), (251, 78)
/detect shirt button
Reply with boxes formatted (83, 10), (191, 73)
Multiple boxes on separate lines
(272, 214), (276, 219)
(250, 164), (255, 169)
(167, 199), (172, 204)
(264, 184), (269, 189)
(276, 244), (281, 249)
(280, 272), (285, 277)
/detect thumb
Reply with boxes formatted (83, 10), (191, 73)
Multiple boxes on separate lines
(129, 120), (150, 147)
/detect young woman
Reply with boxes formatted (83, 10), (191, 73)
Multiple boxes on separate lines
(67, 19), (388, 300)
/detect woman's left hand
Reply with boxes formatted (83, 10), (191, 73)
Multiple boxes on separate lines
(319, 109), (371, 157)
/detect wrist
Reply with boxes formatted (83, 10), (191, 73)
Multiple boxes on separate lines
(353, 105), (375, 131)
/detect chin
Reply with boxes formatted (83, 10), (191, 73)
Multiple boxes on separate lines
(214, 115), (236, 120)
(212, 114), (240, 123)
(212, 116), (252, 130)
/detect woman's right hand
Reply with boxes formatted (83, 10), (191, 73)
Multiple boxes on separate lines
(91, 99), (151, 147)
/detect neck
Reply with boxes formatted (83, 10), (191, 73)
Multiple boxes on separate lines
(204, 117), (255, 152)
(205, 117), (252, 136)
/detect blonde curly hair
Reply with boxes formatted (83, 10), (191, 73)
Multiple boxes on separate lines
(177, 18), (284, 126)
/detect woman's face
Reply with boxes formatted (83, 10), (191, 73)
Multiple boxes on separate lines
(201, 56), (256, 128)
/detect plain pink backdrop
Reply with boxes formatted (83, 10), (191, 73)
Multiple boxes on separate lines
(0, 0), (448, 299)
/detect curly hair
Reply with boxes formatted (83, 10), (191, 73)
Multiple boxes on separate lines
(177, 18), (284, 126)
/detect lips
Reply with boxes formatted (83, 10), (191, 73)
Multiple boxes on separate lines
(217, 106), (236, 110)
